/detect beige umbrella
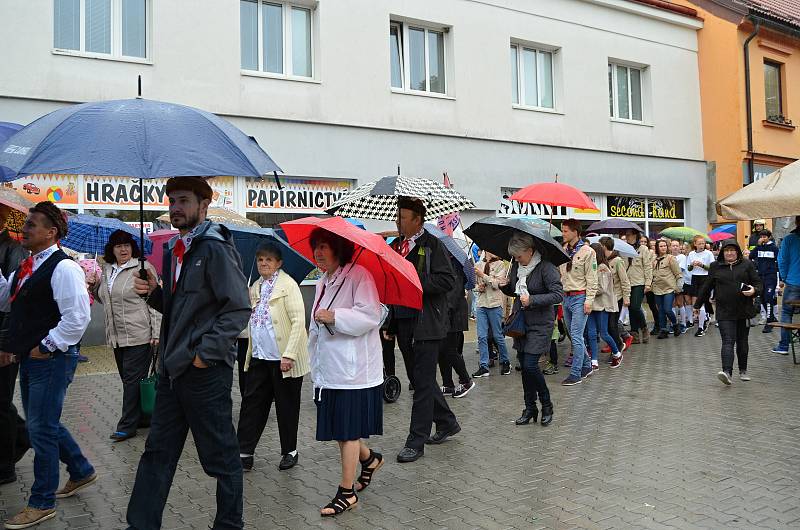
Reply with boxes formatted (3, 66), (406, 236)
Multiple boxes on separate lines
(157, 207), (259, 227)
(717, 160), (800, 220)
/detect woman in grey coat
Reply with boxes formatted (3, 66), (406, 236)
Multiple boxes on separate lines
(500, 233), (564, 426)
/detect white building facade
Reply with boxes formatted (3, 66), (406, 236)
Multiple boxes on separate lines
(0, 0), (707, 234)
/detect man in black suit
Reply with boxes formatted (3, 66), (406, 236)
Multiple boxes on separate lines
(388, 197), (460, 463)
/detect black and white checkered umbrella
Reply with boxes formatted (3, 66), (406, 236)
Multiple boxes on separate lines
(326, 176), (475, 221)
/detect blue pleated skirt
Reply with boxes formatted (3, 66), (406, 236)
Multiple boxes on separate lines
(314, 384), (384, 441)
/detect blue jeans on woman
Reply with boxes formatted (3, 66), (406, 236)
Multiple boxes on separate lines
(777, 283), (800, 351)
(20, 346), (95, 510)
(563, 294), (591, 378)
(477, 306), (510, 368)
(655, 292), (677, 332)
(586, 311), (619, 363)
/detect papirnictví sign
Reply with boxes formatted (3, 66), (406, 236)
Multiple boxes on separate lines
(245, 177), (353, 213)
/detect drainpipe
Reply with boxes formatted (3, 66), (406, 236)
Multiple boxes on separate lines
(743, 18), (760, 186)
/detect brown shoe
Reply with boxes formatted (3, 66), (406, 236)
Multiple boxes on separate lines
(631, 331), (641, 344)
(4, 506), (56, 529)
(641, 329), (650, 344)
(55, 473), (97, 499)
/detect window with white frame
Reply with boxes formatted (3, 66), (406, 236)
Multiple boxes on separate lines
(510, 44), (554, 109)
(240, 0), (313, 78)
(608, 62), (643, 121)
(53, 0), (148, 59)
(389, 21), (447, 94)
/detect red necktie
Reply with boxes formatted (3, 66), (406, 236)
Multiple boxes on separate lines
(9, 257), (33, 303)
(399, 239), (410, 257)
(172, 239), (186, 292)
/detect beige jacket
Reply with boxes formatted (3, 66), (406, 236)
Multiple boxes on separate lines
(652, 254), (683, 295)
(591, 264), (617, 312)
(95, 260), (161, 348)
(559, 243), (598, 305)
(476, 259), (508, 309)
(608, 256), (632, 304)
(243, 269), (310, 379)
(626, 245), (654, 288)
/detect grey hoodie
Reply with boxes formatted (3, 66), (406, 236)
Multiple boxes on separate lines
(147, 221), (251, 381)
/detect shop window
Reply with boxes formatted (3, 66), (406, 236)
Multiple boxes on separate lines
(608, 62), (644, 122)
(240, 1), (314, 78)
(53, 0), (149, 59)
(510, 43), (554, 109)
(389, 20), (449, 95)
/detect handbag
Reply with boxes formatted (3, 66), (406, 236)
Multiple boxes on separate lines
(503, 306), (526, 338)
(139, 344), (159, 416)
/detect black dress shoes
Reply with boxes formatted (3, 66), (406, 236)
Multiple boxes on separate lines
(515, 407), (538, 425)
(541, 403), (554, 426)
(396, 447), (424, 463)
(278, 453), (298, 470)
(0, 470), (17, 486)
(241, 456), (253, 472)
(426, 423), (461, 444)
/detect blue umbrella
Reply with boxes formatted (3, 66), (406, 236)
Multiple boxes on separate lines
(62, 214), (152, 255)
(229, 226), (314, 285)
(0, 122), (22, 144)
(424, 223), (476, 290)
(587, 235), (638, 259)
(344, 218), (366, 230)
(710, 224), (737, 234)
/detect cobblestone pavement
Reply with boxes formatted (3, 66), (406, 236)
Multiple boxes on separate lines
(2, 327), (799, 530)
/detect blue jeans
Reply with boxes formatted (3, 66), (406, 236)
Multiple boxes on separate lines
(655, 292), (677, 332)
(477, 306), (510, 367)
(20, 346), (94, 510)
(586, 311), (619, 362)
(777, 283), (800, 350)
(563, 294), (591, 378)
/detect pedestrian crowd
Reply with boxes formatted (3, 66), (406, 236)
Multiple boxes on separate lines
(0, 179), (798, 529)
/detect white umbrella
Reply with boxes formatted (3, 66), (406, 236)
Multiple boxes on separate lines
(588, 235), (638, 258)
(717, 160), (800, 220)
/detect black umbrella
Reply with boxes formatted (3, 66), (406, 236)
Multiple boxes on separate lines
(586, 219), (644, 234)
(464, 216), (570, 266)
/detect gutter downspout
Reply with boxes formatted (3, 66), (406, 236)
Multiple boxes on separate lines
(743, 18), (760, 186)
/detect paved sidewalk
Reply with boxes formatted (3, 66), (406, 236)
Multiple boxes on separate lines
(1, 329), (799, 529)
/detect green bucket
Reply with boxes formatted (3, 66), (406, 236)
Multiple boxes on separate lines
(139, 374), (158, 416)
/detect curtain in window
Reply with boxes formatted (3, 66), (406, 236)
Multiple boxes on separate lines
(428, 31), (444, 93)
(85, 0), (111, 53)
(263, 3), (283, 74)
(390, 25), (403, 89)
(122, 0), (146, 58)
(240, 0), (258, 70)
(291, 8), (311, 77)
(54, 0), (80, 50)
(510, 46), (519, 104)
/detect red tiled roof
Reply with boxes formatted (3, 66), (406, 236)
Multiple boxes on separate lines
(735, 0), (800, 28)
(629, 0), (699, 17)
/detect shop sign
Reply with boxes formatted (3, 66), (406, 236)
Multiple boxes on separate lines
(83, 176), (233, 209)
(648, 198), (684, 220)
(6, 174), (79, 206)
(498, 188), (600, 220)
(124, 221), (155, 234)
(246, 176), (353, 213)
(607, 195), (646, 219)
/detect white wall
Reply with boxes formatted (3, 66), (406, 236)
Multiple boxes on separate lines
(0, 0), (704, 164)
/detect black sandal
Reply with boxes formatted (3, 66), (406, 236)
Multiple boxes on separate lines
(321, 485), (358, 517)
(355, 450), (384, 492)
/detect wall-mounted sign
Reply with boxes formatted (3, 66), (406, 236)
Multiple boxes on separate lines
(498, 188), (601, 220)
(648, 197), (684, 220)
(246, 176), (353, 213)
(6, 174), (79, 206)
(607, 195), (646, 219)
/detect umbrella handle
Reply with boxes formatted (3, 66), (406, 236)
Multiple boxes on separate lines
(138, 258), (149, 299)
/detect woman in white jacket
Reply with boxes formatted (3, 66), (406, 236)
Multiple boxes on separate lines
(308, 228), (384, 517)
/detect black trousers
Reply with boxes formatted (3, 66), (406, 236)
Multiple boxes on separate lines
(113, 343), (152, 434)
(236, 338), (248, 395)
(548, 340), (558, 365)
(127, 365), (243, 530)
(237, 359), (303, 456)
(607, 310), (623, 349)
(718, 319), (750, 374)
(395, 318), (417, 387)
(437, 331), (470, 388)
(381, 332), (397, 377)
(404, 334), (458, 451)
(0, 361), (29, 476)
(646, 291), (659, 330)
(518, 351), (551, 410)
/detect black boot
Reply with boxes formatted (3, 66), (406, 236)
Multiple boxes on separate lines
(515, 405), (538, 425)
(657, 330), (669, 339)
(541, 403), (553, 426)
(673, 324), (680, 337)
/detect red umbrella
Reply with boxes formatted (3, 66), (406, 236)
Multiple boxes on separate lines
(280, 216), (422, 310)
(509, 177), (598, 210)
(147, 228), (178, 276)
(709, 231), (732, 243)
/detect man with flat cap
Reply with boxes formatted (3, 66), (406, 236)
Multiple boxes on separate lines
(388, 197), (461, 463)
(127, 177), (251, 530)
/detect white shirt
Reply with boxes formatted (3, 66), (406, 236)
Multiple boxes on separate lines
(0, 244), (91, 352)
(399, 227), (426, 255)
(250, 277), (280, 361)
(687, 250), (714, 277)
(173, 223), (205, 283)
(675, 253), (690, 285)
(107, 262), (125, 290)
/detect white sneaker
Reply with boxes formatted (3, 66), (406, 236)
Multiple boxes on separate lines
(739, 371), (751, 381)
(717, 371), (732, 385)
(758, 316), (767, 325)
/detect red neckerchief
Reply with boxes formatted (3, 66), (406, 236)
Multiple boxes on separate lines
(9, 257), (33, 303)
(171, 239), (186, 292)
